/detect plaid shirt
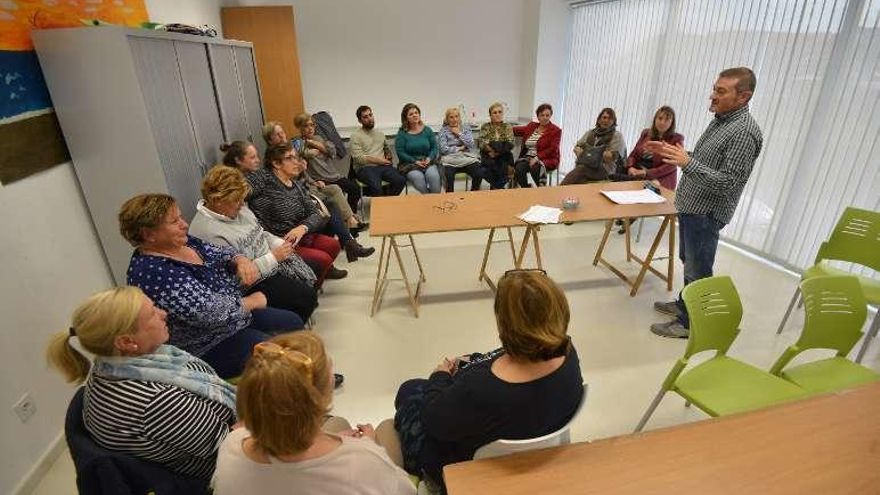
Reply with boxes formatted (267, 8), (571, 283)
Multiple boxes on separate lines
(675, 105), (763, 224)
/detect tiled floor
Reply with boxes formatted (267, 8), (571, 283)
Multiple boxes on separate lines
(31, 216), (880, 494)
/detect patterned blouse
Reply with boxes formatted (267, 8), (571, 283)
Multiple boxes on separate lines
(127, 236), (250, 357)
(479, 122), (514, 151)
(438, 125), (478, 156)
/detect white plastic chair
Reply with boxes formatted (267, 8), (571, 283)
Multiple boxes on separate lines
(472, 384), (588, 460)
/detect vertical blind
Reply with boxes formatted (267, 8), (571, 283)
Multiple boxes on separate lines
(562, 0), (880, 273)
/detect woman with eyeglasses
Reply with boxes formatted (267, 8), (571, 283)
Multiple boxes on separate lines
(213, 332), (415, 494)
(383, 270), (584, 490)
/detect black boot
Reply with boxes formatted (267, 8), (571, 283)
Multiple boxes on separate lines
(345, 239), (376, 262)
(325, 265), (348, 279)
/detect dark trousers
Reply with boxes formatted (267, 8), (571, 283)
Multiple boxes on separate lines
(246, 272), (318, 321)
(481, 151), (513, 190)
(513, 158), (546, 187)
(202, 307), (304, 378)
(443, 163), (485, 192)
(327, 177), (362, 213)
(675, 213), (725, 328)
(321, 203), (354, 244)
(356, 166), (407, 196)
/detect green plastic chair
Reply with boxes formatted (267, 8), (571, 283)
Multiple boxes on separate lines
(770, 275), (880, 394)
(776, 207), (880, 364)
(634, 276), (805, 432)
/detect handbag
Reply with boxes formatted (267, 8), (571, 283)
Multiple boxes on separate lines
(575, 145), (608, 181)
(441, 151), (481, 168)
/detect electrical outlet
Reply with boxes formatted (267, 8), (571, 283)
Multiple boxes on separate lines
(13, 393), (36, 423)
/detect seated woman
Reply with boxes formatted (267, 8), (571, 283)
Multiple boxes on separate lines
(388, 270), (584, 488)
(293, 112), (364, 223)
(512, 103), (561, 188)
(623, 105), (683, 190)
(479, 102), (515, 189)
(189, 165), (318, 322)
(248, 144), (373, 276)
(561, 107), (625, 184)
(396, 103), (441, 194)
(120, 193), (304, 378)
(262, 121), (364, 232)
(47, 286), (236, 480)
(438, 107), (484, 192)
(220, 140), (261, 174)
(213, 332), (415, 495)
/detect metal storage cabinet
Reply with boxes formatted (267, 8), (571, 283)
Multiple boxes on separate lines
(33, 27), (265, 285)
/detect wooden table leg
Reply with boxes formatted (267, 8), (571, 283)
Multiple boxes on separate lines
(408, 234), (426, 282)
(506, 227), (516, 261)
(593, 219), (614, 266)
(625, 218), (632, 262)
(370, 236), (390, 316)
(391, 236), (420, 318)
(531, 225), (543, 270)
(479, 228), (497, 282)
(515, 225), (535, 268)
(629, 216), (671, 297)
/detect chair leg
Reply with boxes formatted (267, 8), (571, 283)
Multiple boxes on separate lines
(684, 400), (691, 408)
(635, 217), (645, 243)
(855, 310), (880, 364)
(776, 288), (801, 335)
(634, 387), (667, 433)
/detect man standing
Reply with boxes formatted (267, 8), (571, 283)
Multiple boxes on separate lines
(349, 105), (407, 196)
(649, 67), (763, 338)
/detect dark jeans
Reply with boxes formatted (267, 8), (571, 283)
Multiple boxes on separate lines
(321, 203), (354, 244)
(327, 177), (362, 213)
(675, 213), (725, 328)
(481, 151), (513, 190)
(202, 307), (305, 378)
(513, 158), (545, 187)
(356, 166), (407, 196)
(443, 163), (485, 192)
(246, 272), (318, 321)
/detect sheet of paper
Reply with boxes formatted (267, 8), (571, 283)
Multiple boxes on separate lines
(601, 189), (666, 204)
(517, 205), (564, 224)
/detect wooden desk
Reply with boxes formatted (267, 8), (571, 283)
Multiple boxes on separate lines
(369, 182), (676, 316)
(444, 383), (880, 494)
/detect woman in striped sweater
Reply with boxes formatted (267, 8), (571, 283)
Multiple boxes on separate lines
(46, 286), (237, 480)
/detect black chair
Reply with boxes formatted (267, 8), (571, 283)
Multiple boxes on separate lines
(65, 387), (210, 495)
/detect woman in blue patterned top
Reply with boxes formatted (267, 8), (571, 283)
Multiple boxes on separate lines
(120, 193), (304, 378)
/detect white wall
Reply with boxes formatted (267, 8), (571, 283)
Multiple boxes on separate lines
(0, 164), (114, 494)
(144, 0), (233, 36)
(0, 2), (229, 493)
(235, 0), (528, 128)
(532, 0), (572, 121)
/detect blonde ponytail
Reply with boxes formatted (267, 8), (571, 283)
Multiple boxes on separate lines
(46, 286), (144, 383)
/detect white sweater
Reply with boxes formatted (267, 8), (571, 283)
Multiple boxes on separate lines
(213, 429), (416, 495)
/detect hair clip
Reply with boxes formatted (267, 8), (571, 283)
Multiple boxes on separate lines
(253, 342), (314, 382)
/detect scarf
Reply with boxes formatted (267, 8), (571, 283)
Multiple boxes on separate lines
(92, 344), (237, 411)
(590, 124), (616, 148)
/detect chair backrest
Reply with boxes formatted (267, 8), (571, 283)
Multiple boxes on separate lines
(797, 275), (866, 354)
(816, 207), (880, 272)
(65, 388), (210, 495)
(681, 276), (743, 359)
(472, 384), (588, 460)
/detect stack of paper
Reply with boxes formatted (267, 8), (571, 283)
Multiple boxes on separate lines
(601, 189), (666, 204)
(518, 205), (564, 224)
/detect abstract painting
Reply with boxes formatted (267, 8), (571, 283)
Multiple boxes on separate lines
(0, 0), (148, 185)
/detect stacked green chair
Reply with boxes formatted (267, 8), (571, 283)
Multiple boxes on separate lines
(634, 276), (805, 432)
(776, 207), (880, 364)
(770, 275), (880, 394)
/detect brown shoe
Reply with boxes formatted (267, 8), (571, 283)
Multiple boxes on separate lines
(345, 240), (376, 262)
(325, 265), (348, 279)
